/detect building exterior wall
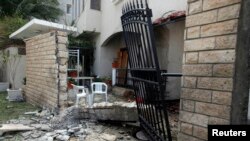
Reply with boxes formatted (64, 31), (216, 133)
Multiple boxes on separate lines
(25, 31), (68, 109)
(155, 21), (185, 99)
(0, 47), (26, 88)
(58, 0), (73, 25)
(76, 0), (101, 33)
(87, 0), (187, 76)
(179, 0), (241, 140)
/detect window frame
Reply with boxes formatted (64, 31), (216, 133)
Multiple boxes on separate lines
(90, 0), (101, 11)
(66, 4), (72, 14)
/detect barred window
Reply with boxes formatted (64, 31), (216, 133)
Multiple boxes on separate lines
(90, 0), (101, 11)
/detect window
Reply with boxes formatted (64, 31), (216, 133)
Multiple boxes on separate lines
(82, 0), (85, 11)
(66, 4), (72, 14)
(90, 0), (101, 10)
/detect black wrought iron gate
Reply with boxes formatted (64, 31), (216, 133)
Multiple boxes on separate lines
(121, 1), (172, 141)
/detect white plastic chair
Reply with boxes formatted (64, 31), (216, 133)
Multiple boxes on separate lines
(91, 82), (108, 103)
(72, 84), (88, 107)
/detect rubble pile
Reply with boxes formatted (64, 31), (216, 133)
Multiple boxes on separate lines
(0, 106), (140, 141)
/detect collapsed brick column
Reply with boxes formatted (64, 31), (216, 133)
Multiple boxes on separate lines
(25, 31), (68, 110)
(179, 0), (241, 140)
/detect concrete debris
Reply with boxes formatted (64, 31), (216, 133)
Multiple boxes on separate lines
(31, 124), (51, 131)
(0, 124), (35, 136)
(47, 136), (54, 141)
(56, 135), (70, 141)
(93, 102), (113, 108)
(24, 111), (39, 115)
(31, 130), (44, 138)
(0, 105), (140, 141)
(114, 101), (137, 108)
(20, 131), (32, 138)
(100, 133), (117, 141)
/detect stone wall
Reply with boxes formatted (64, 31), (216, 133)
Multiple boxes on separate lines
(179, 0), (241, 140)
(25, 31), (68, 109)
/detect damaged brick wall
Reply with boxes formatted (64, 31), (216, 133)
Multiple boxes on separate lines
(25, 31), (68, 109)
(179, 0), (241, 140)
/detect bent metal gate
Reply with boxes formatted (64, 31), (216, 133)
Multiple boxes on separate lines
(121, 0), (172, 141)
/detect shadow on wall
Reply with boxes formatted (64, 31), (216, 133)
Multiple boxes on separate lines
(154, 21), (185, 100)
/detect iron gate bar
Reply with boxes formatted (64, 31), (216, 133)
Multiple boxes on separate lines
(161, 73), (183, 77)
(121, 0), (174, 141)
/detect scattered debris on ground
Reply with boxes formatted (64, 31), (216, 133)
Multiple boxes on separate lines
(0, 91), (180, 141)
(0, 106), (140, 141)
(166, 100), (180, 141)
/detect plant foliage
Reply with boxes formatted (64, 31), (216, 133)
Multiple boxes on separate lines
(0, 0), (63, 21)
(0, 0), (63, 48)
(68, 32), (96, 48)
(0, 16), (27, 47)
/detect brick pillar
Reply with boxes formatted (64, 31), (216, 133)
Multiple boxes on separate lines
(56, 31), (69, 109)
(25, 31), (68, 110)
(179, 0), (241, 140)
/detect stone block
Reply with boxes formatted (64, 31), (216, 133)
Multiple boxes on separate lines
(57, 31), (68, 36)
(178, 133), (203, 141)
(203, 0), (241, 11)
(182, 99), (195, 112)
(193, 126), (207, 140)
(199, 50), (235, 63)
(59, 65), (67, 73)
(87, 102), (138, 122)
(179, 111), (209, 127)
(208, 117), (230, 125)
(181, 88), (212, 102)
(183, 77), (197, 88)
(218, 4), (241, 21)
(189, 0), (202, 14)
(58, 44), (68, 51)
(59, 58), (68, 65)
(186, 52), (198, 64)
(212, 91), (232, 105)
(58, 51), (68, 58)
(215, 35), (237, 49)
(184, 37), (215, 51)
(201, 20), (238, 37)
(213, 64), (234, 77)
(195, 102), (231, 119)
(188, 0), (199, 3)
(59, 73), (67, 80)
(57, 36), (68, 44)
(186, 10), (217, 27)
(187, 26), (200, 39)
(183, 64), (212, 76)
(197, 77), (233, 91)
(180, 122), (193, 135)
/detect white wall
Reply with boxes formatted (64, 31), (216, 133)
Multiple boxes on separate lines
(92, 0), (187, 76)
(76, 0), (101, 33)
(149, 0), (187, 21)
(58, 0), (73, 25)
(0, 54), (6, 82)
(1, 47), (26, 89)
(155, 21), (185, 99)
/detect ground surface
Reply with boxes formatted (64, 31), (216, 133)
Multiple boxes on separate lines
(0, 90), (179, 141)
(0, 91), (39, 122)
